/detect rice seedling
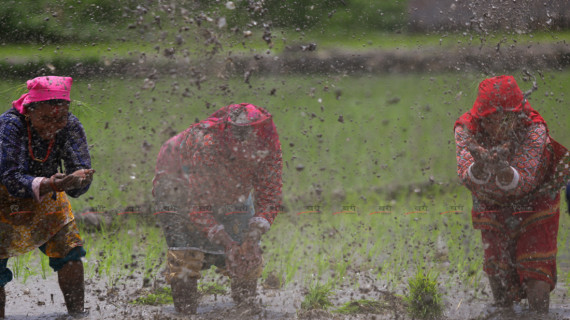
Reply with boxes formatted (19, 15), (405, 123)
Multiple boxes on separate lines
(282, 236), (302, 284)
(40, 253), (49, 280)
(142, 225), (166, 282)
(333, 256), (350, 285)
(199, 282), (227, 296)
(314, 253), (329, 279)
(300, 281), (334, 311)
(10, 251), (36, 284)
(404, 270), (444, 320)
(130, 286), (172, 305)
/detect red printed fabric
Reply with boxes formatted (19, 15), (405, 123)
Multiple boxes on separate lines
(480, 201), (560, 293)
(455, 123), (553, 204)
(153, 103), (283, 237)
(454, 75), (569, 293)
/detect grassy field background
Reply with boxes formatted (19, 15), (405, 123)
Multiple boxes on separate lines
(3, 71), (570, 210)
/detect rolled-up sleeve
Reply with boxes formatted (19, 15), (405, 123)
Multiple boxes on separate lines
(0, 116), (35, 198)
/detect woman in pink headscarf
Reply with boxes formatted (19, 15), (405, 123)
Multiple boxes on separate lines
(0, 76), (94, 317)
(153, 103), (282, 314)
(454, 75), (569, 313)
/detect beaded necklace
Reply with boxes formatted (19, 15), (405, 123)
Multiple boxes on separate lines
(26, 117), (55, 163)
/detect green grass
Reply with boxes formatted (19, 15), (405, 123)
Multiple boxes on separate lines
(303, 29), (570, 51)
(1, 29), (567, 64)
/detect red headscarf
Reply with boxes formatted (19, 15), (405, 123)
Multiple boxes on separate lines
(200, 103), (279, 152)
(454, 75), (546, 133)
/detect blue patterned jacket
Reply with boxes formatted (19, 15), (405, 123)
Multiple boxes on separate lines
(0, 108), (91, 199)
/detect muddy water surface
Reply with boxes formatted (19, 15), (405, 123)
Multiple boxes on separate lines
(3, 270), (570, 319)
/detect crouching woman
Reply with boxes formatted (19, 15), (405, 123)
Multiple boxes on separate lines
(454, 75), (570, 313)
(0, 76), (94, 317)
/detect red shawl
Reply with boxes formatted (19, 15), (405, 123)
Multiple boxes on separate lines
(454, 75), (546, 133)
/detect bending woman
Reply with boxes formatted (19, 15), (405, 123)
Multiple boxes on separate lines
(153, 103), (282, 314)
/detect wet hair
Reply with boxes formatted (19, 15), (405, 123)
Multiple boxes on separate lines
(26, 99), (70, 111)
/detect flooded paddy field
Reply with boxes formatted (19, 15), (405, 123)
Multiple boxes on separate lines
(1, 71), (570, 319)
(1, 197), (569, 320)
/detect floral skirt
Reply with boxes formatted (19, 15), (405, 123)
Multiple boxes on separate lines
(0, 185), (82, 259)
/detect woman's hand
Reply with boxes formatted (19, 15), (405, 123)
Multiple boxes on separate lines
(496, 167), (515, 186)
(70, 169), (95, 189)
(49, 169), (95, 192)
(468, 141), (511, 175)
(468, 142), (490, 163)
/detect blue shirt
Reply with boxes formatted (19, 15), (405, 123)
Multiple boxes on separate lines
(0, 108), (91, 198)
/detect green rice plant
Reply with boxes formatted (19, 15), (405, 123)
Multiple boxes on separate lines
(566, 270), (570, 296)
(20, 256), (35, 284)
(282, 235), (302, 284)
(142, 225), (166, 281)
(301, 281), (334, 311)
(10, 251), (36, 284)
(130, 286), (173, 305)
(334, 299), (388, 314)
(39, 253), (49, 280)
(314, 253), (329, 278)
(10, 254), (23, 280)
(468, 268), (485, 298)
(335, 258), (350, 284)
(404, 270), (444, 320)
(199, 282), (227, 296)
(79, 230), (99, 279)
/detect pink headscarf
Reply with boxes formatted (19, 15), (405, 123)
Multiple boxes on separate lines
(12, 76), (73, 114)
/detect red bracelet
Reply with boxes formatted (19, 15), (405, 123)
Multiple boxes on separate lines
(49, 176), (63, 192)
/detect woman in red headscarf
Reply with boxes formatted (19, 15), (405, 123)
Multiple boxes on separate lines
(153, 103), (282, 314)
(0, 76), (94, 317)
(454, 75), (569, 313)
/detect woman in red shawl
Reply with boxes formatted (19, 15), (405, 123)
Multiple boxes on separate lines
(454, 75), (569, 313)
(153, 103), (282, 314)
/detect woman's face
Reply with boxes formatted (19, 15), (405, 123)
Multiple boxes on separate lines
(27, 102), (69, 140)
